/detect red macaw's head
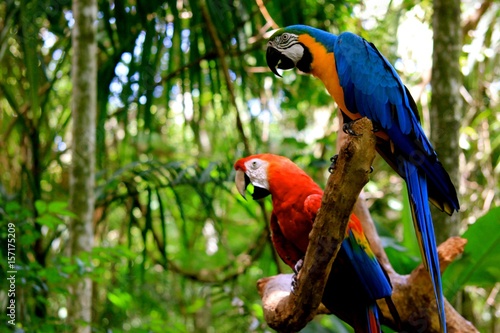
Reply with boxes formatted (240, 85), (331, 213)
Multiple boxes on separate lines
(234, 154), (322, 201)
(234, 154), (273, 200)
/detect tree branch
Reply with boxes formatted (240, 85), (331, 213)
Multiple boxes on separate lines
(257, 117), (376, 332)
(257, 237), (477, 332)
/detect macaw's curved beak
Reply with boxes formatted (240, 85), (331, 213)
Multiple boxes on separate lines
(235, 169), (271, 201)
(235, 170), (250, 199)
(266, 46), (295, 77)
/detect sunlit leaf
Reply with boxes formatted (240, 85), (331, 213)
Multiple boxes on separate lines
(36, 215), (64, 228)
(35, 200), (48, 215)
(108, 290), (133, 309)
(48, 201), (77, 218)
(185, 298), (205, 314)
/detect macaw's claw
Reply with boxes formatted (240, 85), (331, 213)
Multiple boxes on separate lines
(370, 165), (374, 173)
(291, 258), (304, 294)
(294, 258), (304, 274)
(328, 155), (338, 173)
(291, 275), (298, 294)
(342, 119), (362, 136)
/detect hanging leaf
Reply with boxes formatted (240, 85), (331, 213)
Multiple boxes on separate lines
(48, 201), (77, 218)
(108, 290), (133, 309)
(35, 200), (48, 215)
(401, 183), (420, 258)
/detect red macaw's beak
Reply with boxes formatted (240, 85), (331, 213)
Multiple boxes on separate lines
(235, 169), (271, 201)
(266, 45), (295, 77)
(235, 169), (250, 199)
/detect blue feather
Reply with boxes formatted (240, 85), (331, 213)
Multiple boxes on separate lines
(342, 232), (392, 300)
(366, 303), (382, 333)
(403, 160), (446, 330)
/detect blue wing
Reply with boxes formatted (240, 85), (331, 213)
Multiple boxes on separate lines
(334, 233), (390, 333)
(334, 32), (458, 213)
(342, 229), (392, 301)
(334, 32), (432, 150)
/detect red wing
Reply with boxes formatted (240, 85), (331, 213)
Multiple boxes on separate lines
(304, 193), (322, 225)
(270, 213), (304, 269)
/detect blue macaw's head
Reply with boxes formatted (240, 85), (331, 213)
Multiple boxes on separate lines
(266, 25), (336, 77)
(266, 25), (314, 76)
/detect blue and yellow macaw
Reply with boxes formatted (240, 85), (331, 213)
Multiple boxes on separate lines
(235, 154), (393, 332)
(266, 25), (460, 332)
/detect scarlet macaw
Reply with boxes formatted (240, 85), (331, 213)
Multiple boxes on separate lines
(234, 153), (392, 333)
(265, 25), (460, 332)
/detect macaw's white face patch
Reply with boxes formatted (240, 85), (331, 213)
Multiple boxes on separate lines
(244, 158), (270, 190)
(282, 43), (304, 65)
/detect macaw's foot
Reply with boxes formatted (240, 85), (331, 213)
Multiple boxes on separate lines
(328, 155), (338, 173)
(291, 258), (304, 294)
(342, 118), (363, 136)
(372, 122), (381, 132)
(330, 150), (372, 174)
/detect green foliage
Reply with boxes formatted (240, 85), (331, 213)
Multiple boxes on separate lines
(444, 207), (500, 300)
(400, 184), (421, 259)
(35, 200), (75, 228)
(382, 236), (420, 275)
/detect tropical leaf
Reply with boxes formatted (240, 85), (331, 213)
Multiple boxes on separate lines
(443, 207), (500, 300)
(401, 183), (421, 258)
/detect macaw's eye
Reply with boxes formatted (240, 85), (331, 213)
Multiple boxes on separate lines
(282, 33), (289, 42)
(249, 160), (260, 169)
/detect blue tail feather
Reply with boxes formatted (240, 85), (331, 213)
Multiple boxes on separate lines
(404, 160), (447, 332)
(385, 125), (458, 213)
(364, 303), (381, 333)
(341, 231), (392, 333)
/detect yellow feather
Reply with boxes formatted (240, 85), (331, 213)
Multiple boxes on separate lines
(298, 34), (353, 117)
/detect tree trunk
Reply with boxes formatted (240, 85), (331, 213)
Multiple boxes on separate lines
(430, 0), (462, 243)
(68, 0), (97, 331)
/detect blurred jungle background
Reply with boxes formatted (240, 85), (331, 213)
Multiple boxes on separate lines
(0, 0), (499, 332)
